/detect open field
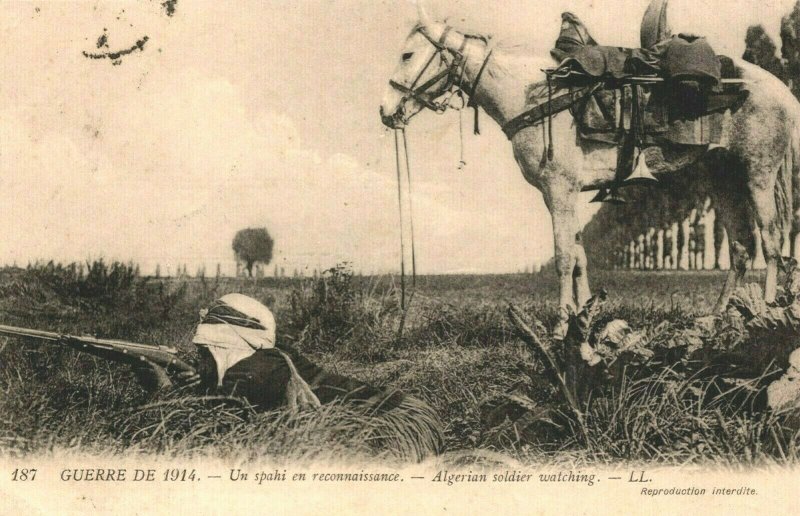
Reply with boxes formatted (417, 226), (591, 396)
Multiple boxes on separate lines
(1, 262), (797, 467)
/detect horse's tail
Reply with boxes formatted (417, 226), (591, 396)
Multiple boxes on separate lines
(775, 144), (791, 238)
(780, 123), (800, 259)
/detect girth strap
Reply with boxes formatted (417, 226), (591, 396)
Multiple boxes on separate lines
(501, 84), (599, 140)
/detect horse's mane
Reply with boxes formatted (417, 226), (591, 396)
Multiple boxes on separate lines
(407, 21), (553, 84)
(485, 41), (553, 85)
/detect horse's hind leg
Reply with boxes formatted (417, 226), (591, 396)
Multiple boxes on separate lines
(714, 234), (751, 313)
(749, 145), (793, 303)
(714, 232), (754, 314)
(709, 158), (754, 312)
(751, 188), (784, 303)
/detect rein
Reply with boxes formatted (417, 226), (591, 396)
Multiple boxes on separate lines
(467, 48), (493, 135)
(387, 26), (493, 308)
(393, 128), (416, 310)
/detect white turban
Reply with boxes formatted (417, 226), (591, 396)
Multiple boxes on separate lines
(192, 293), (276, 385)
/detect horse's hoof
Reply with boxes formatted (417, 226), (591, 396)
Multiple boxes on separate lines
(552, 320), (569, 341)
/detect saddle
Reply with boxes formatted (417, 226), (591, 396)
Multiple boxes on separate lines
(502, 3), (748, 190)
(552, 11), (746, 149)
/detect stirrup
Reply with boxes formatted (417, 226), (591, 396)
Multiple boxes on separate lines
(590, 187), (626, 204)
(624, 151), (658, 185)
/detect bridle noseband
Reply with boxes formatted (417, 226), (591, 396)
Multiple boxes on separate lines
(389, 26), (490, 117)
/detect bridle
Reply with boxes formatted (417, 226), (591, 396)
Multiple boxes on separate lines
(386, 26), (493, 312)
(389, 26), (492, 121)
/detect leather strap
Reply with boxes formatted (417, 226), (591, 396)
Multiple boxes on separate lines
(502, 84), (598, 140)
(467, 50), (493, 107)
(467, 49), (493, 134)
(438, 26), (453, 46)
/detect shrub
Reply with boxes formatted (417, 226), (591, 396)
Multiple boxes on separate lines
(0, 260), (187, 339)
(286, 265), (399, 360)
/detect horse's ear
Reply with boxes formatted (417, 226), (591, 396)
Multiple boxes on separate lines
(416, 0), (433, 28)
(414, 0), (445, 41)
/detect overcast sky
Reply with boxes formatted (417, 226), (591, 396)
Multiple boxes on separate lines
(0, 0), (796, 275)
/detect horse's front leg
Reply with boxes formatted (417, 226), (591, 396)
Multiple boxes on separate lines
(573, 233), (591, 308)
(543, 182), (588, 338)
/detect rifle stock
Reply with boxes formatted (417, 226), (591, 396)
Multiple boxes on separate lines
(0, 324), (196, 375)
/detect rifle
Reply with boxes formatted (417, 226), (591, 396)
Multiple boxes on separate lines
(0, 324), (196, 375)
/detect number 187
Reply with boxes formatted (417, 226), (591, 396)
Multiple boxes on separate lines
(11, 468), (37, 481)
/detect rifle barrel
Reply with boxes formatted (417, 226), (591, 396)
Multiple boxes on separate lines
(0, 324), (179, 355)
(0, 324), (61, 341)
(0, 322), (196, 376)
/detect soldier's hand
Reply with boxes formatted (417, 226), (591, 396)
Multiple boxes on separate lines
(176, 370), (202, 388)
(134, 359), (173, 392)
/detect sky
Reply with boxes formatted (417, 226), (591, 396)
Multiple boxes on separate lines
(0, 0), (796, 275)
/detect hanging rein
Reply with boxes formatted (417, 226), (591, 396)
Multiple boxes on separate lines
(387, 26), (492, 309)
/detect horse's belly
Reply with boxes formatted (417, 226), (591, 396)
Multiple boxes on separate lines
(643, 145), (707, 175)
(579, 141), (706, 184)
(580, 143), (617, 179)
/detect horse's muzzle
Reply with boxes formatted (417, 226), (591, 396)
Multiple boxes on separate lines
(380, 106), (404, 129)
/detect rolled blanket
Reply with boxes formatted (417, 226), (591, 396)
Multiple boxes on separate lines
(550, 11), (720, 86)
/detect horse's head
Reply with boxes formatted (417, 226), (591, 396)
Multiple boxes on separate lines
(380, 4), (460, 128)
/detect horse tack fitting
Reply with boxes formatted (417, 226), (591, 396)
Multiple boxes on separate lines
(467, 48), (494, 135)
(590, 187), (626, 204)
(620, 85), (657, 184)
(388, 25), (470, 116)
(625, 151), (658, 184)
(546, 74), (555, 161)
(536, 73), (554, 167)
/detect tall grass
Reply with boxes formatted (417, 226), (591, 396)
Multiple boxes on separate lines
(1, 263), (798, 467)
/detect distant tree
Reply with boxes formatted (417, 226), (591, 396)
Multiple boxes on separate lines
(232, 227), (274, 277)
(782, 2), (800, 97)
(743, 25), (785, 80)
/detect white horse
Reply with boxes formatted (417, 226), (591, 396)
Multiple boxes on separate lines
(380, 4), (800, 334)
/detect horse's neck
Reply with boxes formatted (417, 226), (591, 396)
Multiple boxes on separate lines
(462, 46), (552, 126)
(449, 32), (624, 189)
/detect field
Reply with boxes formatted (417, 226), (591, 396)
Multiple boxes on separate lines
(1, 262), (797, 467)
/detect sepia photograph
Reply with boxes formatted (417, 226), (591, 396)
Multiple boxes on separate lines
(1, 0), (799, 513)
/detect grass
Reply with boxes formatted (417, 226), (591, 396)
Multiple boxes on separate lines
(0, 261), (798, 467)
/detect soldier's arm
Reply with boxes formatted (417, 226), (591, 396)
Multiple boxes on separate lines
(133, 359), (203, 393)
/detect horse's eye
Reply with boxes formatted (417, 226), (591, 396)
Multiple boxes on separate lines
(402, 52), (413, 62)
